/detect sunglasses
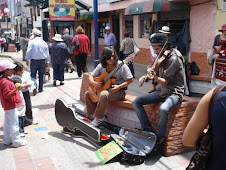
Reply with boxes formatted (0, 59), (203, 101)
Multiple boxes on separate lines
(106, 54), (115, 60)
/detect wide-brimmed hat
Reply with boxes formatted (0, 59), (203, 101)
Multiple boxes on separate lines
(52, 34), (63, 42)
(105, 26), (110, 30)
(0, 60), (16, 72)
(150, 33), (168, 46)
(159, 26), (170, 34)
(218, 24), (226, 32)
(32, 28), (41, 36)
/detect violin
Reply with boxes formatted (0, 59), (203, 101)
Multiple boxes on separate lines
(143, 41), (169, 83)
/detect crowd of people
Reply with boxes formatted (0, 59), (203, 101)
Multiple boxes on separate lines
(0, 23), (226, 169)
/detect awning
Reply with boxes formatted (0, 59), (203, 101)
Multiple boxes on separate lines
(25, 0), (92, 11)
(78, 12), (109, 20)
(53, 21), (75, 26)
(75, 0), (92, 11)
(125, 0), (190, 15)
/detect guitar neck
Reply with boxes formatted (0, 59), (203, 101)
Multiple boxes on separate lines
(102, 62), (124, 84)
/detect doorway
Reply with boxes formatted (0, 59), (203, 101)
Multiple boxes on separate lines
(112, 15), (120, 55)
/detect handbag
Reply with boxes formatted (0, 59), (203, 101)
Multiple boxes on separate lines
(74, 35), (79, 50)
(186, 85), (226, 170)
(132, 39), (140, 55)
(189, 61), (200, 75)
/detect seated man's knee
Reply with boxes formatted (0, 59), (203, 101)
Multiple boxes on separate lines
(159, 105), (169, 117)
(85, 91), (90, 99)
(132, 97), (142, 107)
(99, 90), (109, 99)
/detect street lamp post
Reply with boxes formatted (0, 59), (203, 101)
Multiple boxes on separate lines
(4, 8), (9, 34)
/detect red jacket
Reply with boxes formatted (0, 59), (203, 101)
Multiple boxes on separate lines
(72, 34), (90, 56)
(0, 77), (22, 111)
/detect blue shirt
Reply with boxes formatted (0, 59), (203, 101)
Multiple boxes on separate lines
(49, 42), (69, 64)
(25, 37), (49, 62)
(104, 32), (116, 46)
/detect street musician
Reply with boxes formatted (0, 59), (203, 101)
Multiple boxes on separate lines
(132, 33), (186, 153)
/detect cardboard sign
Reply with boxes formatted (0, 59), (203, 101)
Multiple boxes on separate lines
(95, 141), (123, 164)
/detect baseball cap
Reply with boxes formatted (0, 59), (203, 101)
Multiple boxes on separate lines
(150, 33), (168, 46)
(105, 26), (110, 30)
(0, 60), (17, 72)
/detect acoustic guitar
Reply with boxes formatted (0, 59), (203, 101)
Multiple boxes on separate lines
(89, 53), (135, 103)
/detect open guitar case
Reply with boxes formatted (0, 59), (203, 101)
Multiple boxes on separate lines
(110, 127), (156, 164)
(59, 101), (157, 165)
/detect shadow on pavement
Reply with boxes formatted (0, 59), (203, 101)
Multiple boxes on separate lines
(48, 131), (97, 152)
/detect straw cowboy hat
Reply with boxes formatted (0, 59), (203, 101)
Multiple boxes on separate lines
(52, 34), (63, 42)
(159, 26), (170, 34)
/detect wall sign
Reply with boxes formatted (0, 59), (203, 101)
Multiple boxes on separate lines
(49, 0), (75, 21)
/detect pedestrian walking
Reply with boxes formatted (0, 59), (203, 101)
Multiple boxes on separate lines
(50, 34), (69, 86)
(62, 28), (75, 73)
(72, 26), (90, 77)
(104, 26), (116, 50)
(119, 31), (136, 78)
(0, 35), (6, 53)
(25, 28), (50, 95)
(20, 34), (29, 61)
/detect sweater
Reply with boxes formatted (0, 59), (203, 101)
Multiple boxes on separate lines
(72, 34), (90, 56)
(0, 77), (22, 111)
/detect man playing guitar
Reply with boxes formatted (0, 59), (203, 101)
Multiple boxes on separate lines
(132, 33), (186, 153)
(85, 47), (133, 127)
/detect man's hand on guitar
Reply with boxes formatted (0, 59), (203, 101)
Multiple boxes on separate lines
(139, 76), (146, 86)
(92, 81), (102, 89)
(109, 85), (119, 93)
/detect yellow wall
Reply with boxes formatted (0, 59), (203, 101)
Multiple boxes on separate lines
(215, 0), (226, 35)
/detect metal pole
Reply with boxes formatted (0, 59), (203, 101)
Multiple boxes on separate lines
(6, 15), (8, 33)
(93, 0), (99, 68)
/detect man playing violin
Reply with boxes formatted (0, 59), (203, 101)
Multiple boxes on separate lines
(85, 47), (133, 127)
(132, 33), (186, 152)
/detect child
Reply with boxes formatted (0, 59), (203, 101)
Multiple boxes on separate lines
(11, 62), (38, 126)
(10, 77), (27, 137)
(0, 60), (27, 147)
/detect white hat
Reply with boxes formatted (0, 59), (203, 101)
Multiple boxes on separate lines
(32, 28), (41, 36)
(159, 26), (170, 34)
(105, 26), (110, 30)
(52, 34), (63, 42)
(0, 60), (16, 72)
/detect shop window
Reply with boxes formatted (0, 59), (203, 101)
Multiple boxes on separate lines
(140, 14), (152, 38)
(125, 16), (133, 38)
(98, 22), (108, 38)
(37, 7), (40, 16)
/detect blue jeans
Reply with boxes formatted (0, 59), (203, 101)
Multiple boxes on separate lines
(18, 116), (25, 133)
(132, 91), (180, 143)
(30, 59), (45, 91)
(121, 54), (135, 77)
(52, 63), (65, 81)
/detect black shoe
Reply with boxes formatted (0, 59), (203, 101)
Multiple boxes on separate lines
(62, 127), (74, 134)
(53, 81), (56, 86)
(60, 82), (64, 86)
(70, 68), (74, 73)
(33, 88), (37, 96)
(150, 141), (162, 156)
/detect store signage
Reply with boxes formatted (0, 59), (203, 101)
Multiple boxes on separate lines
(49, 0), (75, 21)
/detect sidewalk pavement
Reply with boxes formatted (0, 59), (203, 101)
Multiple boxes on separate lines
(0, 51), (194, 170)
